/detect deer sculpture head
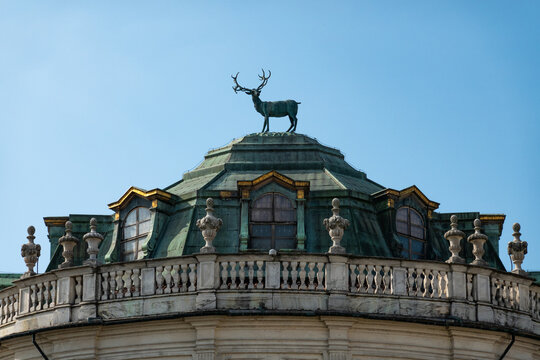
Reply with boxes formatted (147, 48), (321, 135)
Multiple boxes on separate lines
(232, 69), (300, 133)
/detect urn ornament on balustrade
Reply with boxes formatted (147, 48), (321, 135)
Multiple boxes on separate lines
(467, 218), (488, 266)
(58, 221), (79, 268)
(444, 215), (465, 264)
(83, 218), (104, 266)
(324, 198), (350, 254)
(196, 198), (223, 254)
(21, 226), (41, 278)
(507, 223), (528, 276)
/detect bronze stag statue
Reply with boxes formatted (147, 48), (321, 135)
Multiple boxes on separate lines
(232, 70), (300, 133)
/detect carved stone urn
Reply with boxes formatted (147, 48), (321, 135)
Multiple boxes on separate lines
(507, 223), (528, 276)
(58, 221), (79, 268)
(444, 215), (465, 264)
(196, 198), (223, 254)
(324, 198), (350, 254)
(83, 218), (104, 266)
(467, 218), (488, 266)
(20, 226), (41, 278)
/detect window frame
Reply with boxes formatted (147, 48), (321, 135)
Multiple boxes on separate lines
(396, 206), (426, 259)
(249, 192), (297, 250)
(121, 206), (151, 261)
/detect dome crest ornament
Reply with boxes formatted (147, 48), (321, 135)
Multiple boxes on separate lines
(444, 215), (465, 264)
(467, 218), (489, 266)
(21, 226), (41, 278)
(507, 222), (528, 276)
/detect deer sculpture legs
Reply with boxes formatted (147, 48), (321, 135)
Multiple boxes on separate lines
(261, 114), (297, 133)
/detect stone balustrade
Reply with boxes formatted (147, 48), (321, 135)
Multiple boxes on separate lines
(1, 253), (539, 340)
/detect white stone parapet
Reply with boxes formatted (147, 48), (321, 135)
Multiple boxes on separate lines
(1, 253), (539, 339)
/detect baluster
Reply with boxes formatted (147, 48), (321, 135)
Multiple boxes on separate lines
(417, 269), (425, 297)
(307, 262), (316, 290)
(238, 261), (246, 289)
(316, 262), (325, 290)
(430, 271), (439, 298)
(247, 261), (255, 289)
(281, 261), (290, 289)
(10, 295), (16, 321)
(101, 272), (109, 300)
(491, 278), (498, 305)
(132, 268), (140, 296)
(172, 265), (180, 293)
(76, 276), (83, 303)
(50, 281), (56, 307)
(382, 266), (391, 294)
(440, 272), (448, 298)
(349, 265), (357, 292)
(0, 298), (5, 324)
(407, 268), (415, 296)
(220, 262), (229, 289)
(155, 266), (164, 295)
(357, 265), (366, 293)
(290, 261), (298, 289)
(6, 297), (11, 322)
(30, 284), (37, 311)
(163, 266), (172, 294)
(180, 264), (188, 292)
(124, 269), (133, 297)
(109, 271), (117, 299)
(374, 265), (382, 294)
(230, 261), (237, 289)
(115, 271), (123, 299)
(42, 282), (49, 309)
(188, 263), (196, 291)
(501, 280), (508, 308)
(366, 265), (374, 294)
(256, 261), (264, 289)
(299, 262), (307, 290)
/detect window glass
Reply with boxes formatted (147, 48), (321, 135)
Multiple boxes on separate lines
(396, 206), (426, 259)
(122, 207), (151, 261)
(249, 193), (296, 250)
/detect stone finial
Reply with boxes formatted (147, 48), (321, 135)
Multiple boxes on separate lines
(83, 218), (104, 266)
(467, 218), (488, 266)
(58, 221), (79, 268)
(444, 215), (465, 264)
(21, 226), (41, 278)
(196, 198), (223, 254)
(507, 222), (528, 276)
(323, 198), (350, 254)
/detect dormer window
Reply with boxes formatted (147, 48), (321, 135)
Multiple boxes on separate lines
(396, 206), (425, 259)
(122, 207), (151, 261)
(249, 193), (296, 250)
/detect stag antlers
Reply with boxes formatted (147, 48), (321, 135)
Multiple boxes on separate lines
(232, 69), (271, 94)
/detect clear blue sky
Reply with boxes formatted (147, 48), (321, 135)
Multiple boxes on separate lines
(1, 1), (539, 273)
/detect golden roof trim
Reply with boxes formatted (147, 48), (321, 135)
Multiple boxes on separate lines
(238, 170), (310, 191)
(373, 185), (439, 210)
(479, 214), (506, 222)
(43, 217), (69, 227)
(108, 186), (173, 211)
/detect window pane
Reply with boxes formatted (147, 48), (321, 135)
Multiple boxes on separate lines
(124, 225), (137, 239)
(275, 225), (296, 238)
(274, 209), (295, 222)
(396, 208), (408, 221)
(275, 238), (296, 250)
(410, 210), (423, 227)
(399, 236), (409, 250)
(123, 252), (135, 262)
(123, 240), (137, 253)
(125, 210), (137, 226)
(253, 194), (273, 208)
(138, 220), (151, 235)
(411, 239), (424, 253)
(396, 220), (408, 235)
(274, 194), (293, 209)
(411, 225), (424, 239)
(251, 224), (272, 237)
(251, 238), (272, 249)
(138, 207), (151, 222)
(251, 209), (273, 222)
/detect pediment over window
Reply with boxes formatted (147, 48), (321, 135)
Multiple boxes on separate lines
(372, 185), (439, 215)
(108, 186), (174, 213)
(237, 171), (310, 199)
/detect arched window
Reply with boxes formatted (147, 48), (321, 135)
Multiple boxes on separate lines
(122, 207), (151, 261)
(250, 193), (296, 250)
(396, 206), (426, 259)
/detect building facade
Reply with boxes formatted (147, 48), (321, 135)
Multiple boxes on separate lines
(1, 132), (538, 359)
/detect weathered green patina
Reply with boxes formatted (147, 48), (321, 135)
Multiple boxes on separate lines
(44, 132), (507, 271)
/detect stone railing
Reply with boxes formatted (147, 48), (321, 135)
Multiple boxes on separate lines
(1, 253), (539, 339)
